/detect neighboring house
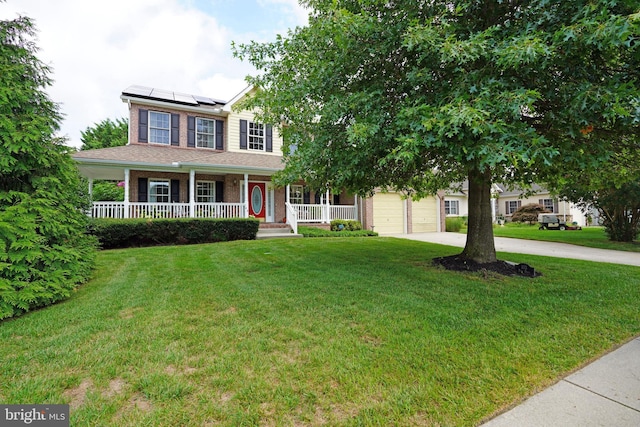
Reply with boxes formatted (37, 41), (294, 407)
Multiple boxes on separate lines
(444, 182), (590, 226)
(72, 85), (443, 234)
(495, 184), (589, 225)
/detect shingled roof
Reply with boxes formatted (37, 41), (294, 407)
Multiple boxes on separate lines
(72, 144), (285, 174)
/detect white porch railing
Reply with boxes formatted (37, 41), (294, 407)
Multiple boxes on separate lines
(193, 203), (245, 218)
(89, 202), (245, 219)
(290, 204), (357, 223)
(330, 205), (357, 221)
(90, 201), (357, 222)
(285, 202), (298, 235)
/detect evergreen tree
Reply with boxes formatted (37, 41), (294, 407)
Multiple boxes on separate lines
(0, 14), (96, 319)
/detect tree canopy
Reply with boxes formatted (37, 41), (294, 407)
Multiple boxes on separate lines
(80, 117), (128, 151)
(0, 14), (96, 319)
(235, 0), (640, 263)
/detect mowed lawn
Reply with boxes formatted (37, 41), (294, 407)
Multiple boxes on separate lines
(1, 237), (639, 426)
(491, 224), (640, 252)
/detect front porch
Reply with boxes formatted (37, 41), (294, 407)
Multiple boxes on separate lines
(89, 200), (358, 235)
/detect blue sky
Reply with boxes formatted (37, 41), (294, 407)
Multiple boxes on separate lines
(1, 0), (308, 148)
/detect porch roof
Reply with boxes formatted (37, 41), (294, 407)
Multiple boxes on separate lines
(72, 144), (285, 180)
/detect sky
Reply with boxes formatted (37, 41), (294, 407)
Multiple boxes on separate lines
(2, 0), (308, 148)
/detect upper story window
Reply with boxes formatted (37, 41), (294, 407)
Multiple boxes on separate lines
(249, 122), (265, 151)
(149, 111), (170, 144)
(196, 118), (216, 149)
(240, 119), (272, 152)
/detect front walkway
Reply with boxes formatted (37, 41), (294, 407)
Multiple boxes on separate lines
(389, 232), (640, 267)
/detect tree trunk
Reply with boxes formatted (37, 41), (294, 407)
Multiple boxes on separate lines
(461, 167), (497, 263)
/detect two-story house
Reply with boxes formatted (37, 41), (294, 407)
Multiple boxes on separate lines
(72, 85), (444, 234)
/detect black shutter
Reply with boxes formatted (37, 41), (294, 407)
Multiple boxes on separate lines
(171, 114), (180, 146)
(314, 192), (321, 204)
(138, 178), (148, 202)
(171, 179), (180, 203)
(266, 124), (273, 152)
(215, 120), (224, 150)
(303, 189), (310, 204)
(186, 178), (190, 203)
(187, 116), (195, 148)
(215, 181), (224, 202)
(138, 109), (148, 143)
(239, 119), (247, 150)
(553, 199), (559, 213)
(333, 194), (340, 205)
(505, 201), (509, 214)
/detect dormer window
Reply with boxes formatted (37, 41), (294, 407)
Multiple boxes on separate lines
(239, 119), (272, 152)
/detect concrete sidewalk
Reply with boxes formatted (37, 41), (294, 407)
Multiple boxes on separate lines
(389, 232), (640, 426)
(481, 337), (640, 427)
(389, 232), (640, 266)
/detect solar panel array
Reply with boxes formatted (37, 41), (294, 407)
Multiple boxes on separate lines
(122, 85), (227, 107)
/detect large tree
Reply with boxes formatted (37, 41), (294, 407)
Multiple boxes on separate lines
(557, 147), (640, 242)
(80, 117), (128, 151)
(235, 1), (639, 264)
(0, 14), (96, 318)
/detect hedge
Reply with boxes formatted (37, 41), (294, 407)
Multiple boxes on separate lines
(89, 218), (260, 249)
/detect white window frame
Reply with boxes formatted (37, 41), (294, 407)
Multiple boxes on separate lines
(149, 179), (170, 203)
(196, 117), (216, 149)
(149, 111), (170, 145)
(196, 181), (216, 203)
(507, 201), (521, 215)
(445, 200), (459, 216)
(541, 198), (555, 213)
(290, 185), (304, 204)
(248, 121), (265, 151)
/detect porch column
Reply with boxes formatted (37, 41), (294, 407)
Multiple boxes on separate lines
(124, 168), (130, 219)
(285, 184), (290, 204)
(88, 178), (93, 197)
(244, 173), (249, 218)
(325, 189), (331, 223)
(189, 169), (196, 218)
(354, 195), (358, 221)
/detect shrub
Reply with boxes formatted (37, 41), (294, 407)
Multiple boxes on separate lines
(330, 219), (363, 231)
(445, 217), (465, 232)
(300, 226), (377, 237)
(89, 218), (260, 249)
(511, 203), (550, 224)
(91, 181), (124, 201)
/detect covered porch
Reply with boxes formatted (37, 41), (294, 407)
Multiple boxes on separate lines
(73, 146), (357, 235)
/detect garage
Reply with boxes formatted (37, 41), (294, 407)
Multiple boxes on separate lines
(372, 192), (405, 234)
(411, 197), (438, 232)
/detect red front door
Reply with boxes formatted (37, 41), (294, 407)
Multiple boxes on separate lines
(248, 182), (266, 219)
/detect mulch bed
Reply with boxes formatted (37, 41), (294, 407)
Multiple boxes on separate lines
(433, 255), (541, 277)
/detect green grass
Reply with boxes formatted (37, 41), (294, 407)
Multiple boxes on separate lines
(490, 223), (640, 252)
(1, 238), (639, 426)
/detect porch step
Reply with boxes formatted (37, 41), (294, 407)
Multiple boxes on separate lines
(256, 224), (303, 240)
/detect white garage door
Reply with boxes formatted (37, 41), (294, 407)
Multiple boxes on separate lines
(373, 192), (405, 234)
(412, 197), (438, 232)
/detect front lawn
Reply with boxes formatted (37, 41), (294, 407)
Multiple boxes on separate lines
(1, 238), (639, 426)
(489, 224), (640, 252)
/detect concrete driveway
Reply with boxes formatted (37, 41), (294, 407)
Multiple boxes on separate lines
(389, 232), (640, 267)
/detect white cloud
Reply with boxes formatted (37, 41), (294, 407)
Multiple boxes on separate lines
(1, 0), (308, 148)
